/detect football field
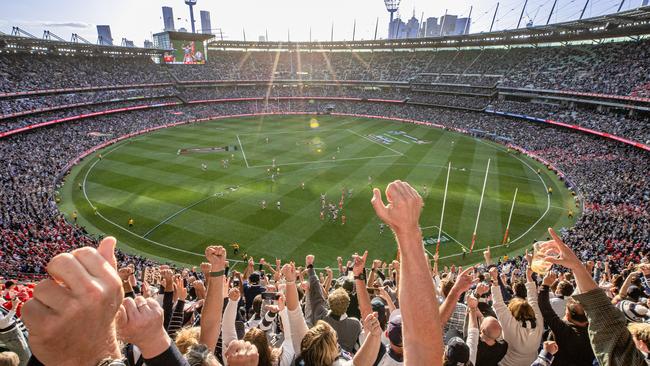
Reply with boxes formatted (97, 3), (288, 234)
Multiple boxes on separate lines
(59, 115), (578, 267)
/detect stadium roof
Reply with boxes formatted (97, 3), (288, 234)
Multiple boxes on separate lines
(0, 33), (166, 57)
(208, 5), (650, 50)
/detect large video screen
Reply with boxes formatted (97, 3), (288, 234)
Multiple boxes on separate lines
(162, 39), (206, 64)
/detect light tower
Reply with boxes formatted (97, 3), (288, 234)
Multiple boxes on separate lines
(384, 0), (401, 38)
(185, 0), (198, 33)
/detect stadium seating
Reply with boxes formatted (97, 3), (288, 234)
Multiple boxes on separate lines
(1, 35), (650, 366)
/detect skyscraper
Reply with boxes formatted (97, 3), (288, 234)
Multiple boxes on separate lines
(200, 10), (212, 34)
(162, 7), (175, 32)
(388, 17), (407, 39)
(405, 14), (420, 38)
(439, 14), (457, 36)
(454, 17), (471, 35)
(424, 17), (440, 37)
(96, 25), (113, 46)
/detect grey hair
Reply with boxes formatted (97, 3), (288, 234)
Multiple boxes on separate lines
(185, 344), (218, 366)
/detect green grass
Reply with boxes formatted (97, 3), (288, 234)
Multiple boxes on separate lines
(58, 115), (579, 268)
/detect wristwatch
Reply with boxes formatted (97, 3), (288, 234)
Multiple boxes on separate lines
(354, 269), (367, 281)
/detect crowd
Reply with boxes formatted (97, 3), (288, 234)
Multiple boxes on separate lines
(0, 97), (180, 134)
(165, 41), (650, 97)
(0, 87), (177, 119)
(2, 180), (650, 366)
(489, 100), (650, 145)
(0, 45), (649, 365)
(0, 54), (171, 93)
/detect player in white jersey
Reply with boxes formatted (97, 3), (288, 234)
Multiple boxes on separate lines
(261, 200), (267, 210)
(276, 201), (281, 210)
(201, 163), (207, 171)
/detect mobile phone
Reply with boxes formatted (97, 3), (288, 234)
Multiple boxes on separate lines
(261, 292), (280, 301)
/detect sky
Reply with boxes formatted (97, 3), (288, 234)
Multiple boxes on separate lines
(0, 0), (647, 46)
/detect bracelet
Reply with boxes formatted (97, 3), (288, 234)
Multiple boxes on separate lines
(209, 270), (225, 278)
(354, 271), (366, 281)
(97, 359), (126, 366)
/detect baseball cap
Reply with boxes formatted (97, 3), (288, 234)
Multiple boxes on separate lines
(617, 300), (649, 322)
(371, 297), (387, 327)
(249, 271), (261, 284)
(387, 310), (402, 346)
(445, 337), (470, 365)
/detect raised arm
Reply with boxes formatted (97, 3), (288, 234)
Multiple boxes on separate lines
(353, 251), (373, 320)
(283, 263), (309, 353)
(466, 295), (480, 366)
(221, 288), (241, 359)
(199, 245), (227, 353)
(544, 228), (646, 366)
(371, 180), (443, 366)
(439, 267), (474, 326)
(306, 255), (329, 322)
(352, 313), (383, 366)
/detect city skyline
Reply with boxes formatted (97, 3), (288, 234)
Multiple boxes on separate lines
(0, 0), (647, 47)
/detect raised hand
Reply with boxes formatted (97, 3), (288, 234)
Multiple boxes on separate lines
(363, 312), (382, 337)
(200, 262), (212, 276)
(466, 295), (478, 310)
(524, 249), (533, 264)
(353, 251), (368, 276)
(371, 180), (423, 236)
(306, 254), (315, 267)
(542, 228), (582, 270)
(483, 246), (492, 265)
(22, 237), (123, 366)
(118, 267), (133, 281)
(281, 263), (297, 282)
(205, 245), (227, 271)
(475, 282), (490, 296)
(543, 341), (559, 355)
(160, 268), (173, 289)
(372, 259), (382, 270)
(542, 272), (557, 287)
(228, 287), (241, 302)
(265, 293), (286, 314)
(225, 340), (259, 366)
(174, 276), (187, 301)
(489, 267), (499, 282)
(453, 267), (477, 293)
(116, 296), (170, 358)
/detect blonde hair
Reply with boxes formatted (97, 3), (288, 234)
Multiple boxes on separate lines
(0, 352), (19, 366)
(508, 298), (537, 328)
(300, 320), (340, 366)
(175, 326), (201, 354)
(629, 322), (650, 344)
(327, 288), (350, 317)
(244, 327), (275, 366)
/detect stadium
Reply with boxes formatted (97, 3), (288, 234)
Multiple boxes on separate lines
(0, 1), (649, 365)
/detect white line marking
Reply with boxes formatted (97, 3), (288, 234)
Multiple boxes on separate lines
(248, 154), (402, 168)
(236, 127), (350, 137)
(82, 145), (207, 257)
(236, 134), (250, 168)
(143, 193), (221, 237)
(390, 136), (411, 144)
(422, 225), (469, 252)
(346, 129), (404, 155)
(474, 138), (551, 246)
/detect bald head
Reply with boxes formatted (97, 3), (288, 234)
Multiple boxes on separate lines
(481, 316), (502, 340)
